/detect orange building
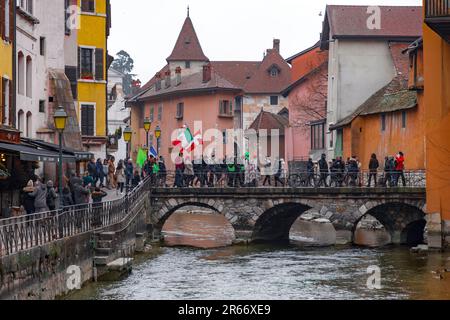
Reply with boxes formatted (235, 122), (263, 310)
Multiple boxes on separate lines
(329, 42), (425, 171)
(422, 0), (450, 249)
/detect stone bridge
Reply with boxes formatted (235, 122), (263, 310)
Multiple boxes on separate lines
(148, 187), (427, 245)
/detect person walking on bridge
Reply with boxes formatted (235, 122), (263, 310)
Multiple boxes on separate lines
(317, 154), (329, 188)
(368, 154), (380, 187)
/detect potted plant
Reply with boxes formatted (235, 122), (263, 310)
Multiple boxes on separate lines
(81, 71), (94, 80)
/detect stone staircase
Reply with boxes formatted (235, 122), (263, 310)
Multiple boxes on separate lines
(94, 232), (116, 267)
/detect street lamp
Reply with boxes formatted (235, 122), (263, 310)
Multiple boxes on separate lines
(155, 125), (161, 155)
(53, 106), (68, 199)
(123, 125), (132, 160)
(143, 117), (152, 152)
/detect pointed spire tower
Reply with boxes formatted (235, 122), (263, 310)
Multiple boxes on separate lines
(166, 9), (209, 63)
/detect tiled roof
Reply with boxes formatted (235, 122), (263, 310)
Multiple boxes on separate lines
(243, 49), (292, 94)
(211, 61), (260, 88)
(321, 5), (423, 49)
(166, 17), (209, 62)
(249, 111), (289, 135)
(137, 69), (241, 101)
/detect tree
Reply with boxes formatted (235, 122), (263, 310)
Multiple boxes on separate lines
(111, 50), (136, 96)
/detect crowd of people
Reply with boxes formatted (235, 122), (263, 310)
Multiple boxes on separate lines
(307, 152), (407, 188)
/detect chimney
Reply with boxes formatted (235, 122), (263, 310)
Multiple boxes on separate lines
(175, 67), (182, 86)
(203, 64), (211, 83)
(155, 72), (162, 91)
(273, 39), (280, 53)
(165, 70), (171, 88)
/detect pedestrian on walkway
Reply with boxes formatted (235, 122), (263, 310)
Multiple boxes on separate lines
(46, 180), (58, 211)
(395, 152), (406, 187)
(96, 158), (105, 188)
(116, 160), (126, 195)
(22, 180), (35, 215)
(158, 156), (167, 187)
(132, 170), (141, 188)
(29, 179), (49, 213)
(368, 153), (380, 187)
(61, 187), (74, 207)
(306, 158), (316, 187)
(87, 158), (97, 185)
(125, 159), (134, 189)
(262, 157), (272, 186)
(108, 157), (116, 190)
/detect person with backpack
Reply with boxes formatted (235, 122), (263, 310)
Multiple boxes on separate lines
(368, 153), (380, 187)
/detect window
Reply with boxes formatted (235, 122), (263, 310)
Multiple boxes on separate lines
(65, 66), (78, 99)
(185, 61), (191, 69)
(1, 78), (10, 125)
(219, 100), (233, 117)
(26, 111), (32, 137)
(65, 0), (71, 35)
(158, 104), (162, 121)
(26, 56), (32, 98)
(2, 0), (10, 41)
(18, 52), (24, 95)
(81, 0), (95, 13)
(270, 96), (279, 106)
(176, 103), (184, 120)
(223, 130), (227, 145)
(150, 105), (154, 122)
(402, 111), (407, 129)
(39, 100), (45, 113)
(311, 122), (325, 150)
(79, 47), (94, 79)
(18, 0), (33, 15)
(40, 37), (46, 56)
(81, 104), (95, 136)
(269, 66), (279, 77)
(17, 110), (24, 133)
(381, 114), (386, 132)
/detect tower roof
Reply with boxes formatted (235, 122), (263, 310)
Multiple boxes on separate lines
(166, 16), (209, 62)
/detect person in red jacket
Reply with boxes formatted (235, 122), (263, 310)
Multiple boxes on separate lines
(394, 152), (406, 187)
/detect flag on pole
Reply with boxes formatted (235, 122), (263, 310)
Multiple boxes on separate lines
(136, 148), (147, 168)
(172, 126), (203, 153)
(149, 146), (158, 158)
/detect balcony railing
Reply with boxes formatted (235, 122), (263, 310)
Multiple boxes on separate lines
(425, 0), (450, 18)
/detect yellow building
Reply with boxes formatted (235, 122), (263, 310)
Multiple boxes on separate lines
(422, 0), (450, 249)
(77, 0), (111, 159)
(0, 0), (18, 142)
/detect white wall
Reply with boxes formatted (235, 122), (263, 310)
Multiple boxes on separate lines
(326, 39), (396, 158)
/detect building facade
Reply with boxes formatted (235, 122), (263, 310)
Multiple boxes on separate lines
(422, 0), (450, 248)
(76, 0), (111, 160)
(283, 43), (328, 163)
(127, 14), (291, 168)
(320, 5), (423, 160)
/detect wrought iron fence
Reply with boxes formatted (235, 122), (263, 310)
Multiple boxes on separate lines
(425, 0), (450, 17)
(147, 169), (426, 189)
(0, 177), (151, 257)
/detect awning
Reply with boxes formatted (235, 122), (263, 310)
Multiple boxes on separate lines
(0, 142), (76, 163)
(21, 138), (94, 162)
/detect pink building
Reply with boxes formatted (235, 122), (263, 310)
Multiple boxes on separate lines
(283, 43), (328, 163)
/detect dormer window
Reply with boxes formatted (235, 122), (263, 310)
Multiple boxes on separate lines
(268, 64), (281, 77)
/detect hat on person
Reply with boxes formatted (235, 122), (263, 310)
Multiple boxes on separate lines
(23, 180), (34, 192)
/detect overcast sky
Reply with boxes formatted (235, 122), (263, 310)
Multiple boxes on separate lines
(109, 0), (422, 82)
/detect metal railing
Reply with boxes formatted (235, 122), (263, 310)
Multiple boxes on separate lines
(0, 177), (151, 257)
(425, 0), (450, 18)
(148, 169), (426, 189)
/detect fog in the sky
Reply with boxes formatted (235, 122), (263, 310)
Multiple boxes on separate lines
(109, 0), (422, 82)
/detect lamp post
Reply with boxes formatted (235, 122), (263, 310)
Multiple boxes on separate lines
(144, 117), (152, 153)
(155, 125), (161, 156)
(53, 106), (68, 199)
(123, 126), (132, 160)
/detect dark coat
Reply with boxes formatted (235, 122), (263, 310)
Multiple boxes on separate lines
(369, 158), (380, 172)
(73, 181), (90, 205)
(22, 191), (35, 214)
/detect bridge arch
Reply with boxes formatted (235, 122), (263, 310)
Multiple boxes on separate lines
(154, 199), (224, 231)
(252, 202), (313, 243)
(351, 201), (426, 245)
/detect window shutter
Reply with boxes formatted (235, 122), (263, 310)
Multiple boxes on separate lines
(95, 48), (104, 80)
(65, 66), (78, 100)
(8, 79), (13, 126)
(4, 0), (9, 41)
(77, 47), (81, 80)
(0, 0), (5, 41)
(81, 105), (95, 136)
(1, 78), (5, 124)
(219, 101), (223, 115)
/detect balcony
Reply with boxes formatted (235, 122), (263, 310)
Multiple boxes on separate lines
(425, 0), (450, 42)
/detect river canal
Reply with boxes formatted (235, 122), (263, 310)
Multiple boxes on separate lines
(66, 212), (450, 300)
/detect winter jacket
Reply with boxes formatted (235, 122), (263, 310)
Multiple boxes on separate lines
(125, 163), (134, 178)
(87, 161), (97, 177)
(22, 191), (35, 214)
(91, 190), (107, 203)
(73, 182), (90, 205)
(96, 161), (104, 178)
(369, 158), (380, 172)
(116, 168), (126, 183)
(29, 183), (48, 212)
(62, 192), (74, 207)
(318, 158), (329, 173)
(395, 156), (405, 171)
(46, 185), (58, 210)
